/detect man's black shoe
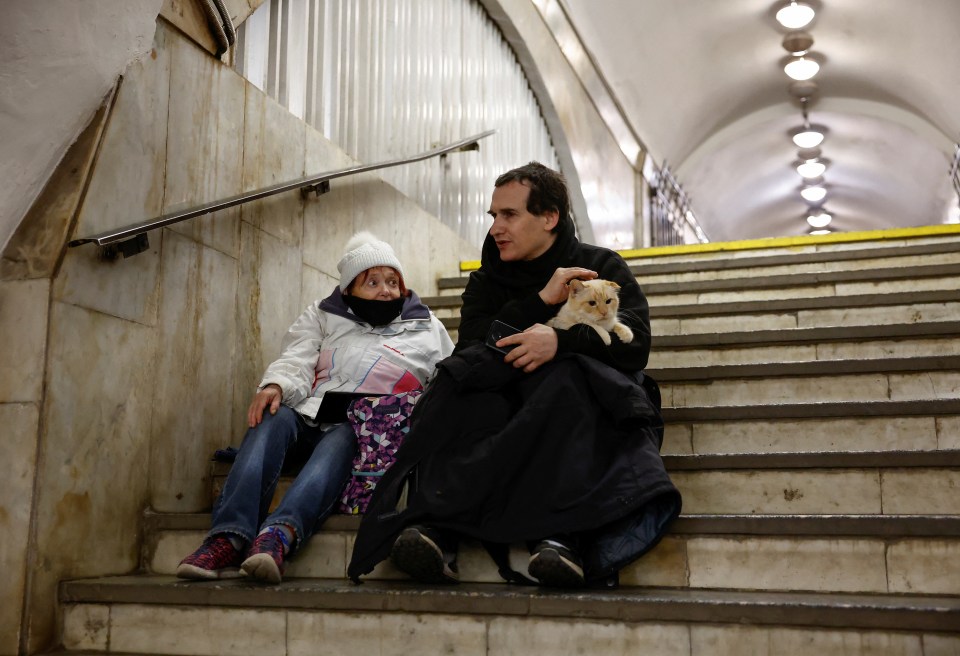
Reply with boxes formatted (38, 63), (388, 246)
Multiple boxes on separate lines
(528, 539), (586, 588)
(390, 525), (459, 584)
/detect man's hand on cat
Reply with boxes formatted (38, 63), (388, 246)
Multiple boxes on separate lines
(500, 323), (558, 372)
(538, 267), (598, 305)
(248, 384), (282, 427)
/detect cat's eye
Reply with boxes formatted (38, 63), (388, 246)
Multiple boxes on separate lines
(588, 301), (596, 306)
(605, 299), (612, 304)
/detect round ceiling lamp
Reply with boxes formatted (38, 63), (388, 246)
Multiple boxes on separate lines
(797, 159), (826, 178)
(792, 127), (825, 148)
(785, 56), (820, 81)
(801, 185), (827, 203)
(809, 229), (832, 235)
(776, 1), (815, 29)
(806, 211), (833, 228)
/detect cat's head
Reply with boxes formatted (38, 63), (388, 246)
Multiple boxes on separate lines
(568, 279), (621, 320)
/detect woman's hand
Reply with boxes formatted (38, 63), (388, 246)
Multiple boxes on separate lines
(538, 267), (597, 305)
(248, 384), (282, 427)
(500, 323), (558, 373)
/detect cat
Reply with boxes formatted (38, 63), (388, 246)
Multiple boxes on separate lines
(547, 279), (634, 346)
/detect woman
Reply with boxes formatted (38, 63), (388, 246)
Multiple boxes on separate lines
(177, 232), (454, 583)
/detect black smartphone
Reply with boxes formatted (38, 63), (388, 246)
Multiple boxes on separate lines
(485, 320), (521, 354)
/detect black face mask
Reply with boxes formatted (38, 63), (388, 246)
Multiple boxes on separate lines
(343, 295), (404, 326)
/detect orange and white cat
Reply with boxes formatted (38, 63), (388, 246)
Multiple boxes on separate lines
(547, 279), (634, 345)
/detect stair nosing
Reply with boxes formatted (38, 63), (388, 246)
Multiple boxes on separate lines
(648, 355), (960, 381)
(662, 450), (960, 470)
(59, 576), (960, 633)
(662, 399), (960, 421)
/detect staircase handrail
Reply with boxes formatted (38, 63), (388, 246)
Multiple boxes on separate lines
(68, 129), (496, 248)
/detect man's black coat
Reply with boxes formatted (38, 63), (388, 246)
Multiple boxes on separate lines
(348, 219), (681, 583)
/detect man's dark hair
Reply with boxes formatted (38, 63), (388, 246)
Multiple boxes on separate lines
(495, 161), (571, 233)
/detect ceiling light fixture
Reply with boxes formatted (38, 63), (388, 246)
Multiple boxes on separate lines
(776, 1), (815, 29)
(793, 127), (825, 148)
(809, 229), (832, 235)
(797, 159), (826, 178)
(806, 211), (833, 228)
(801, 185), (827, 203)
(785, 56), (820, 81)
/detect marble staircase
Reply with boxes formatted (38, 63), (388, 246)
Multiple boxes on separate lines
(59, 233), (960, 655)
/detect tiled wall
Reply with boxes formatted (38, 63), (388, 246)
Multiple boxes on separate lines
(0, 19), (478, 654)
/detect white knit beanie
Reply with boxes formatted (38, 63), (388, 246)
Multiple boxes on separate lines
(337, 231), (404, 292)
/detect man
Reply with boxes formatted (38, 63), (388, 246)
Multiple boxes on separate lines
(348, 162), (680, 587)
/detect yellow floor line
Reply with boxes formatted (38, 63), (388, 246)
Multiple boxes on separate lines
(458, 224), (960, 272)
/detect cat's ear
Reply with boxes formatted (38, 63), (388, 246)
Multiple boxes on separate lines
(606, 281), (621, 291)
(569, 279), (585, 293)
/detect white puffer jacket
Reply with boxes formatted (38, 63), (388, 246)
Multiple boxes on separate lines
(259, 288), (454, 422)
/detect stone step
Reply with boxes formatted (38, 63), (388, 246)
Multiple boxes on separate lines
(629, 246), (960, 286)
(662, 414), (960, 457)
(437, 257), (960, 298)
(654, 319), (960, 347)
(649, 351), (960, 381)
(432, 295), (960, 337)
(621, 232), (960, 271)
(660, 369), (960, 408)
(60, 576), (960, 655)
(663, 398), (959, 422)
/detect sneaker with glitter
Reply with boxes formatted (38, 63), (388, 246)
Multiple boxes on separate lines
(241, 527), (288, 583)
(176, 535), (245, 580)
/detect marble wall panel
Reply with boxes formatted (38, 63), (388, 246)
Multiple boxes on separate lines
(668, 373), (890, 408)
(26, 301), (157, 652)
(0, 279), (49, 402)
(687, 537), (888, 593)
(61, 603), (110, 652)
(55, 25), (171, 326)
(838, 277), (960, 297)
(661, 423), (694, 455)
(673, 470), (882, 515)
(923, 634), (960, 655)
(690, 625), (923, 656)
(0, 403), (39, 654)
(487, 617), (691, 655)
(690, 417), (938, 455)
(301, 265), (339, 311)
(887, 540), (960, 595)
(241, 86), (306, 247)
(881, 470), (960, 515)
(680, 313), (797, 335)
(285, 532), (348, 578)
(110, 604), (286, 655)
(938, 417), (960, 449)
(149, 231), (239, 512)
(302, 128), (357, 280)
(164, 32), (244, 257)
(890, 372), (960, 401)
(351, 174), (399, 260)
(619, 536), (688, 587)
(799, 302), (960, 329)
(289, 612), (487, 655)
(232, 223), (303, 439)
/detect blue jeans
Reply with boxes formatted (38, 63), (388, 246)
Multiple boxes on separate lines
(209, 405), (357, 553)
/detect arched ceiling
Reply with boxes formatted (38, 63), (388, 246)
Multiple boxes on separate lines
(561, 0), (960, 241)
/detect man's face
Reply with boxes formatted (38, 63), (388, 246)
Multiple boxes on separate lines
(487, 181), (559, 262)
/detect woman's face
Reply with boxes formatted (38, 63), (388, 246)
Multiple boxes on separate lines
(349, 266), (402, 300)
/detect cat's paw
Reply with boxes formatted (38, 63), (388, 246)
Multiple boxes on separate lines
(614, 324), (634, 343)
(593, 326), (612, 345)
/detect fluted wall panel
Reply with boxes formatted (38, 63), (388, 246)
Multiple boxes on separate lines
(236, 0), (559, 248)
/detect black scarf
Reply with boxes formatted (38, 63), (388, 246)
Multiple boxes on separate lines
(343, 295), (405, 326)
